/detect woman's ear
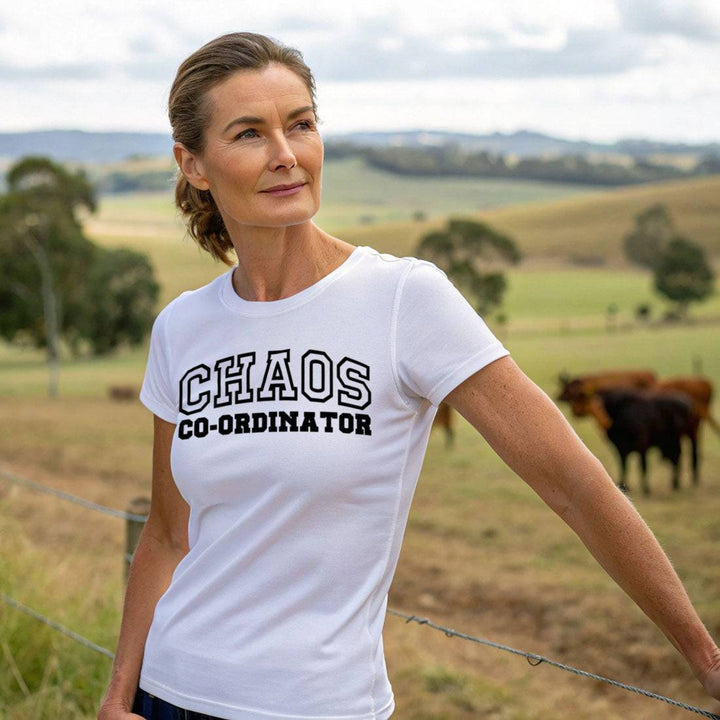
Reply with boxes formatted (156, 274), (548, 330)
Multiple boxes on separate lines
(173, 142), (210, 191)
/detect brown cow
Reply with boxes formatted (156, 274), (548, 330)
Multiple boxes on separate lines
(655, 377), (719, 436)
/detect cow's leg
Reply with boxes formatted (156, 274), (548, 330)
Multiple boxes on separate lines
(671, 460), (681, 491)
(618, 452), (630, 493)
(690, 433), (699, 485)
(639, 452), (650, 496)
(667, 439), (682, 491)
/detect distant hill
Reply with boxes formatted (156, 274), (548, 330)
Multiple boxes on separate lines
(0, 130), (172, 164)
(329, 129), (720, 159)
(0, 128), (718, 165)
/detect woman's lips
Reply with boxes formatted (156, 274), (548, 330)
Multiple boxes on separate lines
(260, 182), (306, 197)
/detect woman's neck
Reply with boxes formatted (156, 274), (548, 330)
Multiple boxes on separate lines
(228, 222), (354, 302)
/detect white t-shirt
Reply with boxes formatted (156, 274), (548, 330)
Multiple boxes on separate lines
(139, 245), (509, 719)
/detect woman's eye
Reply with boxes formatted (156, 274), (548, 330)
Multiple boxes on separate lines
(235, 128), (259, 140)
(293, 120), (314, 131)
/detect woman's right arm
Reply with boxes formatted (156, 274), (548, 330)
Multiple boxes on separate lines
(98, 415), (190, 719)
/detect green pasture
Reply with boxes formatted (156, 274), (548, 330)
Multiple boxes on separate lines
(316, 158), (596, 229)
(85, 157), (598, 232)
(502, 266), (720, 330)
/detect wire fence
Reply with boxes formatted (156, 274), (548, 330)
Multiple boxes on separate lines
(2, 467), (719, 719)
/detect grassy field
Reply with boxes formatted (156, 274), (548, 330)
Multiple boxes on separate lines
(316, 158), (598, 229)
(2, 169), (720, 718)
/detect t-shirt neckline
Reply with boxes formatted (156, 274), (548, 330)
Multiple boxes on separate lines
(219, 245), (368, 317)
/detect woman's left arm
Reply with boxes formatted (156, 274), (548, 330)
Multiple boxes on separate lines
(444, 356), (720, 699)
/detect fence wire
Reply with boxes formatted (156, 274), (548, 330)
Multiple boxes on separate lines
(2, 468), (719, 718)
(1, 593), (115, 660)
(388, 609), (720, 719)
(0, 469), (147, 521)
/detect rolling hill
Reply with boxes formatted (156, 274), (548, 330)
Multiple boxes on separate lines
(339, 174), (720, 265)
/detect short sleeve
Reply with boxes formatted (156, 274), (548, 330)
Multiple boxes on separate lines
(395, 260), (509, 406)
(139, 304), (179, 423)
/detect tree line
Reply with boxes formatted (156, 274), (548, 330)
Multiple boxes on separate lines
(327, 143), (718, 187)
(89, 142), (720, 195)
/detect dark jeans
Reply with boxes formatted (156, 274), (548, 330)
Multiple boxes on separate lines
(132, 687), (225, 720)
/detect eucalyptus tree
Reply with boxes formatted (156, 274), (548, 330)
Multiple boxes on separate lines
(0, 157), (96, 396)
(0, 156), (159, 396)
(654, 237), (715, 319)
(416, 218), (521, 317)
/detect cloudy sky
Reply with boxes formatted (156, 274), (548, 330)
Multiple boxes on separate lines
(2, 0), (720, 143)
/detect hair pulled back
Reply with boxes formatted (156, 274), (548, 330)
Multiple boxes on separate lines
(169, 32), (317, 265)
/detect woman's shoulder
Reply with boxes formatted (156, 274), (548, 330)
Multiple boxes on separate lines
(152, 269), (232, 328)
(356, 245), (440, 280)
(358, 246), (450, 291)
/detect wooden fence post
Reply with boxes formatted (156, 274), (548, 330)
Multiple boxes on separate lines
(125, 496), (150, 583)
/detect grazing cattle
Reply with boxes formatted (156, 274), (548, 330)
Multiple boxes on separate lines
(557, 369), (658, 429)
(432, 402), (454, 448)
(596, 389), (699, 495)
(559, 371), (719, 438)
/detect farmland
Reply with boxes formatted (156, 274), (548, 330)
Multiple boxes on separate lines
(1, 165), (720, 719)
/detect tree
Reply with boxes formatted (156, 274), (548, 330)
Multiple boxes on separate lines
(0, 157), (96, 396)
(623, 203), (675, 269)
(653, 237), (715, 318)
(0, 156), (159, 396)
(82, 247), (159, 355)
(416, 218), (521, 316)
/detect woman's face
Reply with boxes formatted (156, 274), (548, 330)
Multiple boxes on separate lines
(176, 63), (323, 234)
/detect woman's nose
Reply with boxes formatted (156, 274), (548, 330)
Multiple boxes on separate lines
(267, 133), (297, 171)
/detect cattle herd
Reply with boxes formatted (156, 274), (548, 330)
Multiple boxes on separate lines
(557, 369), (718, 495)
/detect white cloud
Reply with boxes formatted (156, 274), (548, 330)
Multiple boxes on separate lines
(616, 0), (720, 40)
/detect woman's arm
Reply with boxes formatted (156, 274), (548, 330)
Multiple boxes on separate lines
(445, 356), (720, 699)
(98, 416), (190, 719)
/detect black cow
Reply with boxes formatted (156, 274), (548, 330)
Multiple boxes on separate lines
(596, 389), (699, 495)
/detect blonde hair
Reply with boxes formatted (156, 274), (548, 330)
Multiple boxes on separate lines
(169, 32), (317, 265)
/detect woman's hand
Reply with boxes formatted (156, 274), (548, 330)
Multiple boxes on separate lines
(699, 652), (720, 702)
(97, 698), (144, 719)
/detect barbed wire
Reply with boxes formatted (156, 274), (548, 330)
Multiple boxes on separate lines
(1, 593), (115, 660)
(388, 609), (720, 719)
(0, 468), (147, 521)
(2, 467), (719, 718)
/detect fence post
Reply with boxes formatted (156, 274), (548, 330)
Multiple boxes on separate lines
(125, 496), (150, 583)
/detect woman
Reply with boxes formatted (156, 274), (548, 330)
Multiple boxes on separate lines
(98, 32), (720, 720)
